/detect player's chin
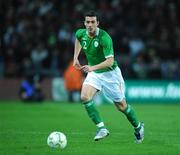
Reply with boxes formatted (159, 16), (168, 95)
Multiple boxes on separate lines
(88, 28), (94, 32)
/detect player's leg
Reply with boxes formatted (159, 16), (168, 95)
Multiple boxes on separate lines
(81, 84), (109, 141)
(101, 68), (138, 126)
(114, 100), (144, 143)
(82, 71), (110, 141)
(81, 84), (101, 126)
(102, 67), (144, 142)
(114, 100), (139, 128)
(103, 82), (141, 130)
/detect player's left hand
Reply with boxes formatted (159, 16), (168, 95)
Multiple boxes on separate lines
(81, 65), (94, 73)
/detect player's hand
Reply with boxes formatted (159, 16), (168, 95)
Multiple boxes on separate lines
(81, 65), (94, 73)
(73, 59), (82, 70)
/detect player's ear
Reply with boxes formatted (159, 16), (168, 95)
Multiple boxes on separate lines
(97, 21), (99, 26)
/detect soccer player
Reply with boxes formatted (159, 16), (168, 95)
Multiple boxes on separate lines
(73, 11), (144, 143)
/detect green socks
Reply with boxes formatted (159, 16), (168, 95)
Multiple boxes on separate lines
(123, 104), (140, 129)
(83, 100), (104, 128)
(83, 100), (140, 131)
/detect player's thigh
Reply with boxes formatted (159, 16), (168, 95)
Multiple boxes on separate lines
(103, 82), (125, 102)
(81, 84), (98, 101)
(102, 68), (125, 102)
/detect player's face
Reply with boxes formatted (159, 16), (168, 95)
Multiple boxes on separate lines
(84, 16), (99, 36)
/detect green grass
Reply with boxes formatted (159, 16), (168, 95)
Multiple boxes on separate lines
(0, 101), (180, 155)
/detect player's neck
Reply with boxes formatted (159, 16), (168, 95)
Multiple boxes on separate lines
(87, 28), (98, 38)
(88, 32), (96, 38)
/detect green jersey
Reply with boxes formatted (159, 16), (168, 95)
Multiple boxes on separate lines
(75, 28), (118, 73)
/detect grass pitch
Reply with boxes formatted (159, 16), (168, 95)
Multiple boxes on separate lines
(0, 101), (180, 155)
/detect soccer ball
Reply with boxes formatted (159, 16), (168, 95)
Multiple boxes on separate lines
(47, 131), (67, 149)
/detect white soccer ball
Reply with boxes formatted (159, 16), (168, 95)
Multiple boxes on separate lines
(47, 131), (67, 149)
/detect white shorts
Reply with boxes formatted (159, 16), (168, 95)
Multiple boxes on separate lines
(83, 67), (125, 102)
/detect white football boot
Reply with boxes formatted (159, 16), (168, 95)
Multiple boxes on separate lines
(94, 128), (109, 141)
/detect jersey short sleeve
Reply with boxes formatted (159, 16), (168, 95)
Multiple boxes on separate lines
(75, 29), (84, 41)
(101, 32), (114, 58)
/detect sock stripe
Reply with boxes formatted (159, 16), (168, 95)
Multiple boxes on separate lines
(135, 122), (141, 129)
(83, 100), (93, 107)
(124, 104), (131, 114)
(96, 122), (104, 128)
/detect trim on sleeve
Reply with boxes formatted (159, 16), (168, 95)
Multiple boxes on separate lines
(105, 54), (114, 58)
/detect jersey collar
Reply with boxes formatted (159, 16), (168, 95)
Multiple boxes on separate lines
(96, 28), (100, 36)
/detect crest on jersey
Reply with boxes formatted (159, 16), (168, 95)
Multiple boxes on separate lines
(94, 41), (99, 47)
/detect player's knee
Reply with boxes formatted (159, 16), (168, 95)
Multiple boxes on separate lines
(115, 100), (127, 112)
(80, 94), (91, 102)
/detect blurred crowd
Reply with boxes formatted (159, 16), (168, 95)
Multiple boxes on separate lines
(2, 0), (180, 79)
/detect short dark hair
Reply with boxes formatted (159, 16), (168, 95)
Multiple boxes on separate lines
(84, 11), (99, 21)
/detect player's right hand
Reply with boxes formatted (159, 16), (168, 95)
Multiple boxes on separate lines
(73, 59), (82, 70)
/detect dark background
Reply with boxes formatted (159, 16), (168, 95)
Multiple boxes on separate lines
(1, 0), (180, 80)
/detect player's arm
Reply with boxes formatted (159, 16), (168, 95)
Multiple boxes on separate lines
(81, 57), (114, 72)
(73, 38), (82, 69)
(93, 57), (114, 70)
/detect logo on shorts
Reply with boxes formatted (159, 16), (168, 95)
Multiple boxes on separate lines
(94, 41), (99, 47)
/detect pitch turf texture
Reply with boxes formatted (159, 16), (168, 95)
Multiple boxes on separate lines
(0, 101), (180, 155)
